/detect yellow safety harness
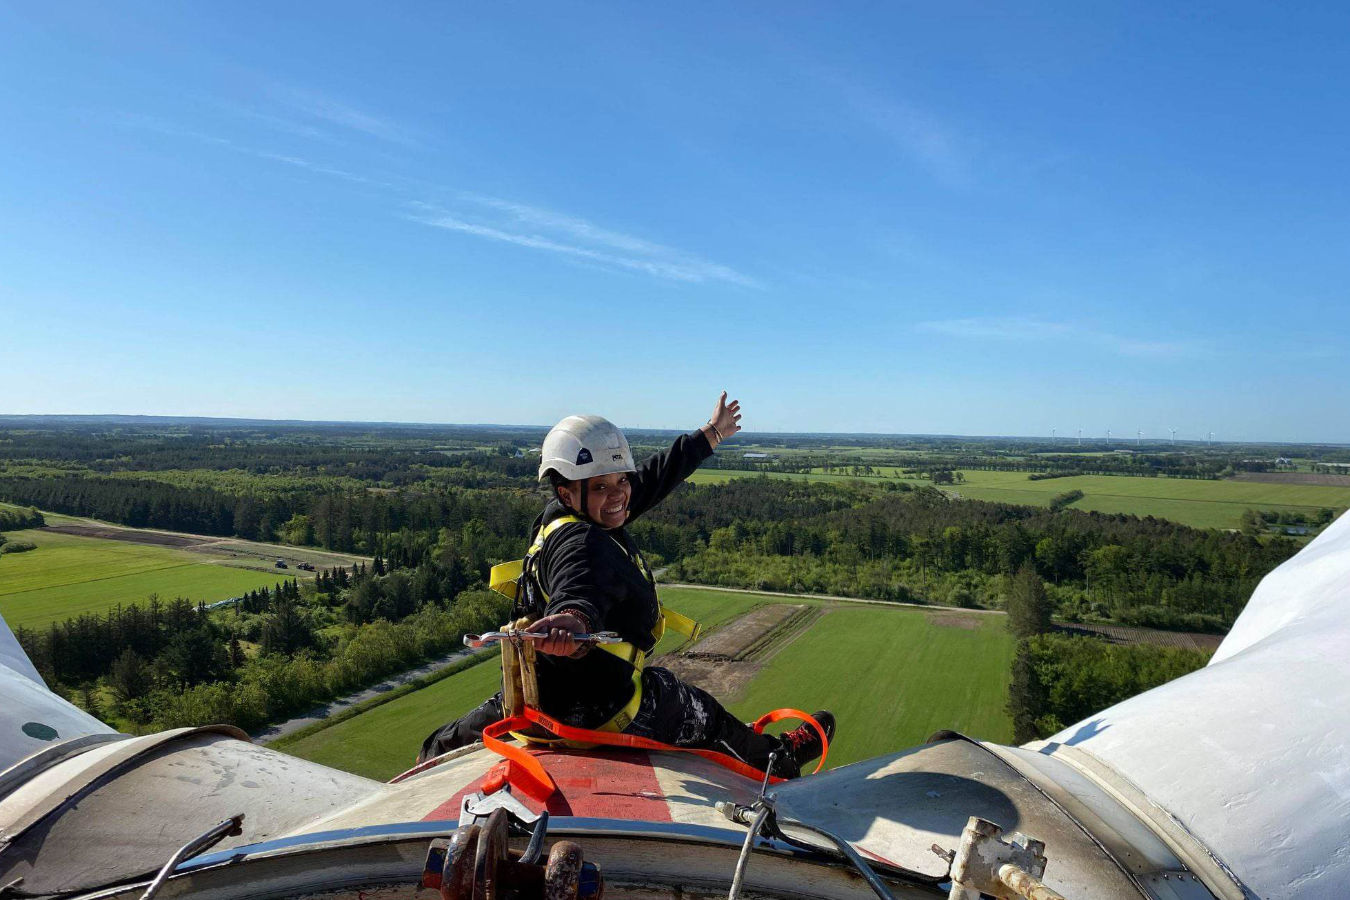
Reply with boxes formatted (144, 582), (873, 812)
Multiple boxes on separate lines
(489, 514), (702, 745)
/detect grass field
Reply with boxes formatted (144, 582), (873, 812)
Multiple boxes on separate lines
(0, 528), (292, 630)
(277, 589), (1015, 779)
(947, 470), (1350, 529)
(688, 467), (1350, 530)
(730, 607), (1015, 765)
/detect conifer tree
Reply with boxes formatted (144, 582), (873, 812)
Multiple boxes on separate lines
(1007, 563), (1053, 638)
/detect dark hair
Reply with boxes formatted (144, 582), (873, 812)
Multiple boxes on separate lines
(544, 470), (572, 500)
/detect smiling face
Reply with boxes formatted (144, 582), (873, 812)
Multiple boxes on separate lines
(556, 472), (632, 529)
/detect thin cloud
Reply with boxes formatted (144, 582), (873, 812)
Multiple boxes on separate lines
(843, 87), (973, 188)
(411, 209), (760, 287)
(268, 85), (417, 146)
(916, 317), (1210, 359)
(211, 101), (333, 142)
(253, 150), (395, 189)
(462, 194), (677, 258)
(113, 109), (757, 288)
(111, 114), (395, 189)
(410, 200), (761, 288)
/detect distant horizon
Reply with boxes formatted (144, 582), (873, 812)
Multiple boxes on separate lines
(3, 412), (1346, 448)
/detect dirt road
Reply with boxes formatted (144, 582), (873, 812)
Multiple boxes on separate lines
(253, 648), (477, 742)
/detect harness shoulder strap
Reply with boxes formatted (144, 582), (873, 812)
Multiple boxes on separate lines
(489, 515), (585, 601)
(531, 514), (585, 553)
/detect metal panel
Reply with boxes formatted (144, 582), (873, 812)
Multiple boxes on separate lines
(768, 737), (1151, 897)
(75, 824), (938, 900)
(0, 731), (381, 896)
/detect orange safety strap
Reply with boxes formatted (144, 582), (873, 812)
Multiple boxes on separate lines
(752, 707), (831, 773)
(476, 706), (830, 804)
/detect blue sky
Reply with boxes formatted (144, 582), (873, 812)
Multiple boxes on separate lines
(2, 2), (1347, 442)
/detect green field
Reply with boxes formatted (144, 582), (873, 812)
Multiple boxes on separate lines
(0, 529), (292, 630)
(688, 467), (1350, 530)
(277, 589), (1014, 780)
(946, 470), (1350, 529)
(730, 606), (1014, 764)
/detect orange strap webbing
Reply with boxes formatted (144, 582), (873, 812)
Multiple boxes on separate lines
(478, 706), (830, 804)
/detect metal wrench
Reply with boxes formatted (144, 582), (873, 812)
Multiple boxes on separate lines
(463, 630), (623, 649)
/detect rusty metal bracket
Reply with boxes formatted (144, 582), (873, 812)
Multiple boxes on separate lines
(460, 785), (543, 828)
(947, 816), (1065, 900)
(422, 808), (603, 900)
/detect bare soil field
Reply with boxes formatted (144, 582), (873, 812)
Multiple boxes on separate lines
(36, 520), (368, 572)
(683, 604), (806, 659)
(657, 604), (820, 700)
(42, 524), (205, 547)
(1057, 623), (1223, 652)
(1231, 472), (1350, 487)
(926, 611), (984, 630)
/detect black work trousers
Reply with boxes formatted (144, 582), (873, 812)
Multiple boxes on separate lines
(417, 666), (797, 777)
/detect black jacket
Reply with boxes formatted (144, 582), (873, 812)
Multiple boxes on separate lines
(532, 429), (713, 724)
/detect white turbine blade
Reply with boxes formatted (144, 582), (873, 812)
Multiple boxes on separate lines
(1044, 511), (1350, 898)
(0, 611), (44, 687)
(0, 613), (117, 772)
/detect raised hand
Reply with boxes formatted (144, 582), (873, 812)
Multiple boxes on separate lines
(707, 391), (743, 444)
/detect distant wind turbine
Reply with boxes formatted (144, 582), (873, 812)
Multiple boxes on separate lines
(1170, 428), (1177, 445)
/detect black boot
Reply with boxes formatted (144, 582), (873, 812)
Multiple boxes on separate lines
(779, 710), (835, 772)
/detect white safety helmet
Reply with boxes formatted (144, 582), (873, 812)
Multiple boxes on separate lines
(538, 415), (636, 483)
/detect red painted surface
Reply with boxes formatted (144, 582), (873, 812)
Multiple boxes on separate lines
(422, 748), (674, 822)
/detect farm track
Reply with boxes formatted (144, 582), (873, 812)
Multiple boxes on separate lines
(1231, 472), (1350, 487)
(661, 582), (1225, 649)
(253, 647), (479, 742)
(34, 519), (369, 571)
(657, 604), (825, 700)
(43, 524), (205, 547)
(741, 605), (823, 662)
(683, 604), (806, 660)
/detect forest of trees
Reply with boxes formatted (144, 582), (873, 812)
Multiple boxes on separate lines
(997, 564), (1210, 741)
(657, 479), (1297, 631)
(0, 506), (44, 553)
(1006, 632), (1210, 742)
(16, 561), (509, 733)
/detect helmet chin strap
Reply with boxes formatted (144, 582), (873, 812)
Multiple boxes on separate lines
(558, 479), (593, 522)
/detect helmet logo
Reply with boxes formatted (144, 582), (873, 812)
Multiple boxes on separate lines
(576, 448), (593, 465)
(612, 453), (625, 462)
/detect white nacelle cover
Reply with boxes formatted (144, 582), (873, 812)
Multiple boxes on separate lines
(1048, 510), (1350, 899)
(0, 615), (116, 771)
